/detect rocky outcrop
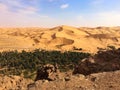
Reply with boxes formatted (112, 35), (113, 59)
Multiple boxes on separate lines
(1, 62), (120, 90)
(73, 48), (120, 75)
(28, 71), (94, 90)
(73, 57), (99, 75)
(35, 64), (59, 81)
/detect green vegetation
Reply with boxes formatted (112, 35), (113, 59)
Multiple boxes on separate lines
(0, 49), (90, 79)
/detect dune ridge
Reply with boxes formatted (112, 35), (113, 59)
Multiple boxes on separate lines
(0, 25), (120, 53)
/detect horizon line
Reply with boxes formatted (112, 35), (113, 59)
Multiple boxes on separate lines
(0, 25), (120, 28)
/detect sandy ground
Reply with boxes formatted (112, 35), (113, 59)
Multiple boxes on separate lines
(0, 26), (120, 53)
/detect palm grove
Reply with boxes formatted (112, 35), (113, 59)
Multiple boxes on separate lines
(0, 49), (90, 79)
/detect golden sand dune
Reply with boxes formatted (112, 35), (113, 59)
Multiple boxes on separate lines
(0, 25), (120, 53)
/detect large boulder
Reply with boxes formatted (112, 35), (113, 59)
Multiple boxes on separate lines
(35, 64), (59, 81)
(73, 48), (120, 75)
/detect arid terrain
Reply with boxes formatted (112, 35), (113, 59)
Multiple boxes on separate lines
(0, 25), (120, 53)
(0, 26), (120, 90)
(1, 67), (120, 90)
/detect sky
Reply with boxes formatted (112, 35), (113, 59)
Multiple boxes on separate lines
(0, 0), (120, 27)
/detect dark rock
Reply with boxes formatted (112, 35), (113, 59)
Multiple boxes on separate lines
(35, 64), (59, 81)
(73, 49), (120, 75)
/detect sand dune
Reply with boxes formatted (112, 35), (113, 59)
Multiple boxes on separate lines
(0, 25), (120, 53)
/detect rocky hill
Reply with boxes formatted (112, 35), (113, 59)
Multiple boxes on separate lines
(0, 26), (120, 53)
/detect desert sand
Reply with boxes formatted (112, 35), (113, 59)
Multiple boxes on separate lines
(0, 25), (120, 53)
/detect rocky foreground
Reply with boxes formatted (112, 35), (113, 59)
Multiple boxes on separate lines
(27, 48), (120, 90)
(0, 75), (33, 90)
(0, 70), (120, 90)
(28, 70), (120, 90)
(1, 48), (120, 90)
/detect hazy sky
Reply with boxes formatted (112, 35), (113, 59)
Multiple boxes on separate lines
(0, 0), (120, 27)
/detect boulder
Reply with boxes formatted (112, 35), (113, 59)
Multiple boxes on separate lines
(35, 64), (59, 81)
(73, 49), (120, 75)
